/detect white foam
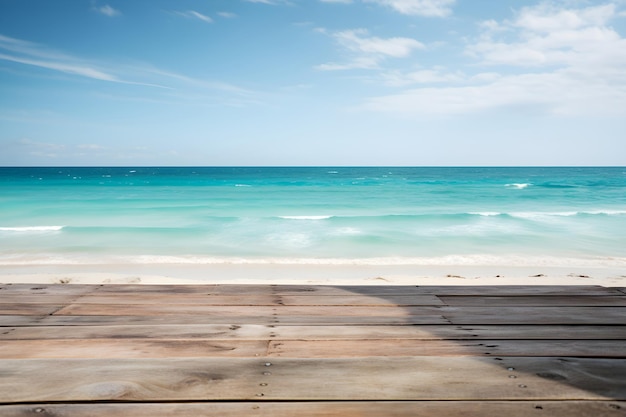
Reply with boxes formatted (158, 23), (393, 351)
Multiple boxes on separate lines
(332, 227), (362, 236)
(279, 215), (332, 220)
(0, 226), (64, 232)
(506, 183), (531, 189)
(510, 211), (578, 220)
(235, 184), (251, 187)
(584, 210), (626, 216)
(470, 212), (501, 217)
(2, 253), (626, 270)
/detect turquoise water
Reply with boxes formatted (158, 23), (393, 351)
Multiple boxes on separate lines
(1, 167), (625, 266)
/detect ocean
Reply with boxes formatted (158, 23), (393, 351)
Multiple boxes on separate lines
(1, 166), (625, 268)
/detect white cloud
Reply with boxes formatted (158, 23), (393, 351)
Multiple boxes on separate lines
(364, 0), (455, 17)
(95, 4), (120, 17)
(364, 69), (626, 116)
(218, 12), (237, 18)
(468, 3), (622, 68)
(382, 67), (464, 86)
(362, 1), (626, 117)
(338, 29), (425, 57)
(175, 10), (214, 23)
(514, 3), (615, 32)
(317, 29), (424, 70)
(78, 144), (106, 150)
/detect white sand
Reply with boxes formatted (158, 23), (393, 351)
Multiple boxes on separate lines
(1, 263), (625, 287)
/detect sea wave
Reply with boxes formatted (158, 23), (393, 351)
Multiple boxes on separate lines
(0, 226), (64, 232)
(509, 210), (626, 219)
(505, 183), (531, 189)
(279, 215), (333, 220)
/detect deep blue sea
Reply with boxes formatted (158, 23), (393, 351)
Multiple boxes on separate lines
(1, 167), (625, 267)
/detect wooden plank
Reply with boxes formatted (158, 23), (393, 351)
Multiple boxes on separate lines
(442, 307), (626, 324)
(272, 315), (450, 325)
(5, 324), (626, 341)
(214, 285), (623, 296)
(0, 324), (273, 340)
(6, 338), (623, 360)
(266, 340), (626, 358)
(278, 295), (443, 306)
(0, 357), (625, 402)
(0, 304), (64, 315)
(0, 284), (97, 295)
(36, 315), (280, 326)
(2, 284), (621, 296)
(94, 284), (217, 294)
(73, 294), (278, 305)
(35, 315), (445, 326)
(264, 285), (428, 296)
(2, 401), (625, 417)
(414, 285), (624, 296)
(33, 314), (450, 326)
(440, 296), (626, 306)
(52, 304), (445, 317)
(66, 293), (443, 306)
(449, 325), (626, 340)
(273, 324), (626, 340)
(0, 315), (45, 326)
(0, 339), (268, 359)
(0, 295), (86, 304)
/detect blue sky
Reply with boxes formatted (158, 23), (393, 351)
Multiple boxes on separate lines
(1, 0), (625, 166)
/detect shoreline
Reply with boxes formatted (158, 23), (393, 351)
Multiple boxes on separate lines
(2, 263), (625, 287)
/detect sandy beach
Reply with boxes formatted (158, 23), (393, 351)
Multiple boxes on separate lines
(2, 263), (625, 287)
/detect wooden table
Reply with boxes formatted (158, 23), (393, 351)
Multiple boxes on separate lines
(0, 283), (625, 416)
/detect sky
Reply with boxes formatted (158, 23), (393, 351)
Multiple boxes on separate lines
(0, 0), (625, 166)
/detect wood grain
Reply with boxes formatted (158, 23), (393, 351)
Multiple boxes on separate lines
(2, 401), (625, 417)
(0, 283), (624, 415)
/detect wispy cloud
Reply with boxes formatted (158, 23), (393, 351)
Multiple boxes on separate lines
(364, 0), (455, 17)
(218, 12), (237, 18)
(0, 34), (124, 82)
(94, 4), (121, 17)
(362, 1), (626, 117)
(316, 29), (425, 70)
(0, 34), (262, 108)
(245, 0), (292, 4)
(175, 10), (214, 23)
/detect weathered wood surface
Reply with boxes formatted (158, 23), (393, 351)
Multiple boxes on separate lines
(0, 283), (625, 416)
(70, 294), (444, 306)
(3, 401), (625, 417)
(1, 357), (625, 402)
(5, 324), (626, 340)
(439, 296), (626, 306)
